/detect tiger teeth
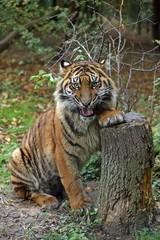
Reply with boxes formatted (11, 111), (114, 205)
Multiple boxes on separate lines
(80, 108), (94, 117)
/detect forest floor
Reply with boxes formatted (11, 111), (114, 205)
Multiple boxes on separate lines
(0, 181), (102, 240)
(0, 46), (160, 240)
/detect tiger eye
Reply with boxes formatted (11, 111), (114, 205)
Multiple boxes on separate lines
(72, 82), (80, 89)
(90, 81), (99, 88)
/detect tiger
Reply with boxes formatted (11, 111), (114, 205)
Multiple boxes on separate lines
(8, 60), (124, 210)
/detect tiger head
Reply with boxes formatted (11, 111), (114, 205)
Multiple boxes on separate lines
(54, 60), (117, 122)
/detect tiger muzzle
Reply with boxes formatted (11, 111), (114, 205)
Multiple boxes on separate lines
(79, 107), (94, 117)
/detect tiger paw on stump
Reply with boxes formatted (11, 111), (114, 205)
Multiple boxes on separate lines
(98, 110), (125, 127)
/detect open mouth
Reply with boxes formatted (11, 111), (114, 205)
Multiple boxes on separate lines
(79, 108), (94, 117)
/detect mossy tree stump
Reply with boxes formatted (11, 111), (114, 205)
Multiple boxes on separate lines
(97, 112), (155, 238)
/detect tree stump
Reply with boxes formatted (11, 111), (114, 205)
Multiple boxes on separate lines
(97, 112), (155, 239)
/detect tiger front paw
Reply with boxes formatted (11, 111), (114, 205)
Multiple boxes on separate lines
(70, 192), (91, 210)
(33, 194), (59, 210)
(99, 111), (125, 127)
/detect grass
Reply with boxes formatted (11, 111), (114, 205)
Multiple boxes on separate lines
(137, 229), (160, 240)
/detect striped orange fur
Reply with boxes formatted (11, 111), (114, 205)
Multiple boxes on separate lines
(9, 60), (124, 210)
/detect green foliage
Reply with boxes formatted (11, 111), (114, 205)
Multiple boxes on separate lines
(154, 77), (160, 114)
(152, 179), (160, 201)
(30, 70), (62, 90)
(155, 40), (160, 45)
(0, 0), (100, 54)
(0, 139), (17, 186)
(152, 153), (160, 201)
(81, 152), (101, 180)
(0, 1), (80, 54)
(0, 0), (53, 53)
(153, 125), (160, 154)
(41, 208), (102, 240)
(137, 228), (160, 240)
(151, 76), (160, 154)
(1, 100), (37, 133)
(149, 77), (160, 121)
(73, 50), (86, 61)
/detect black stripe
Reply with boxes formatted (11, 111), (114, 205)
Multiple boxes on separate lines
(103, 79), (109, 87)
(11, 181), (25, 185)
(86, 70), (96, 75)
(38, 128), (49, 174)
(11, 171), (33, 184)
(28, 139), (42, 180)
(19, 148), (28, 168)
(63, 130), (84, 149)
(63, 81), (68, 89)
(72, 67), (83, 75)
(12, 159), (18, 166)
(14, 186), (26, 192)
(24, 148), (32, 167)
(62, 144), (80, 163)
(37, 115), (51, 174)
(61, 121), (84, 150)
(107, 79), (114, 91)
(59, 95), (69, 101)
(11, 180), (32, 188)
(64, 114), (85, 137)
(14, 186), (32, 199)
(12, 181), (32, 192)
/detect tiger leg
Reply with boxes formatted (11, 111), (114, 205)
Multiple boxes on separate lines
(11, 176), (59, 208)
(98, 109), (125, 127)
(55, 148), (91, 210)
(9, 148), (59, 209)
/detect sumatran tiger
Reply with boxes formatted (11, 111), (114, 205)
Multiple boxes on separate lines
(9, 60), (124, 210)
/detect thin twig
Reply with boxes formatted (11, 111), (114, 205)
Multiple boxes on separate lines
(149, 63), (159, 125)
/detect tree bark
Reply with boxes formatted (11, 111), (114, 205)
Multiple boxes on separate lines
(97, 112), (155, 239)
(0, 31), (20, 53)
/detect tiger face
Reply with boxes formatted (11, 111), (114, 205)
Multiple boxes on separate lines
(54, 60), (117, 121)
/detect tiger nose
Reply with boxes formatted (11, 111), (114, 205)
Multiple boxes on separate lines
(82, 100), (91, 107)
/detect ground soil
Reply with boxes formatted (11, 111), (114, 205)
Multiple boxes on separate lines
(0, 182), (100, 240)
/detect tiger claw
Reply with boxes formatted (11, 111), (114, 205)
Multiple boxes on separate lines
(70, 193), (91, 210)
(101, 112), (125, 127)
(73, 204), (93, 223)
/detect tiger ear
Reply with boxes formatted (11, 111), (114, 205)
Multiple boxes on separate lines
(99, 59), (105, 68)
(61, 60), (71, 68)
(100, 59), (105, 64)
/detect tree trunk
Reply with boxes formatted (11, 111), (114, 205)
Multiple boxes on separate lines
(97, 112), (155, 239)
(0, 31), (20, 53)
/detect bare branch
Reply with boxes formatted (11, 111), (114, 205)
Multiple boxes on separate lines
(149, 62), (160, 124)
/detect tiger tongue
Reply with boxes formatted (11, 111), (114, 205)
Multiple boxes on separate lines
(80, 108), (94, 117)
